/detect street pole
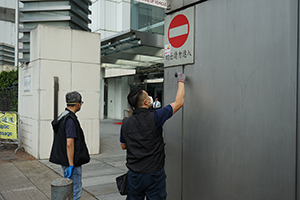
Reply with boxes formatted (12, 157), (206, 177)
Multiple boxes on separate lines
(14, 0), (19, 70)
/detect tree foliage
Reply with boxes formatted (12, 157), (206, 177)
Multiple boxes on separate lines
(0, 69), (18, 89)
(0, 69), (18, 111)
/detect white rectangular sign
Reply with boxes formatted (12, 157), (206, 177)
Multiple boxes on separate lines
(134, 0), (167, 9)
(24, 76), (31, 92)
(164, 7), (194, 67)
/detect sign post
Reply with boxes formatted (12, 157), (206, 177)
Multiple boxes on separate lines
(164, 7), (194, 67)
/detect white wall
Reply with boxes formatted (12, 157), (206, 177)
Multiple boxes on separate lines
(0, 0), (15, 9)
(90, 0), (131, 39)
(0, 64), (14, 71)
(107, 77), (130, 119)
(0, 0), (18, 69)
(19, 25), (101, 159)
(107, 78), (116, 119)
(0, 0), (16, 45)
(0, 21), (15, 45)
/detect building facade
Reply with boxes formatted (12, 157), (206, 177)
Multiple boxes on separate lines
(19, 0), (92, 63)
(0, 0), (16, 71)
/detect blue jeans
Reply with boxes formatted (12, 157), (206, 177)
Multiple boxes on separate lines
(62, 166), (82, 200)
(126, 168), (167, 200)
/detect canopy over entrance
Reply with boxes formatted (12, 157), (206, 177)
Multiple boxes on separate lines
(101, 29), (164, 73)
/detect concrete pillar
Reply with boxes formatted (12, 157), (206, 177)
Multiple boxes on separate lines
(51, 178), (73, 200)
(18, 25), (101, 159)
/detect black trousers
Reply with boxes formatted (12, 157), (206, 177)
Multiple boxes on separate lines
(126, 168), (167, 200)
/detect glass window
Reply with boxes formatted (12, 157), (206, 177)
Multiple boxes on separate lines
(130, 0), (164, 35)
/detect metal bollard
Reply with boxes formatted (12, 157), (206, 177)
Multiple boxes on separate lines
(51, 178), (73, 200)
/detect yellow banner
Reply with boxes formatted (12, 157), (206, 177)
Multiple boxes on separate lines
(0, 113), (17, 139)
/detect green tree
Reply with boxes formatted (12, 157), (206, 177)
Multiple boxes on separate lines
(0, 69), (18, 89)
(0, 69), (18, 111)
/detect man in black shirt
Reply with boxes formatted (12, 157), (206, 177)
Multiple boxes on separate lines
(120, 73), (186, 200)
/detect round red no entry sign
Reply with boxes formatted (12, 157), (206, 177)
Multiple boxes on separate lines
(168, 14), (190, 48)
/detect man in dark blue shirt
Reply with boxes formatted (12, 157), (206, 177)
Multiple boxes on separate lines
(120, 73), (186, 200)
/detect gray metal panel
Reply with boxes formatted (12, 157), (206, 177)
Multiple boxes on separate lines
(297, 2), (300, 199)
(164, 66), (183, 200)
(184, 1), (297, 199)
(164, 0), (298, 199)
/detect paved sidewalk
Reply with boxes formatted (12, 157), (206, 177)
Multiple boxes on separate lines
(0, 119), (127, 200)
(0, 143), (36, 164)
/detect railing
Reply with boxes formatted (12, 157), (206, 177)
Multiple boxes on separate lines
(0, 82), (18, 112)
(0, 83), (21, 153)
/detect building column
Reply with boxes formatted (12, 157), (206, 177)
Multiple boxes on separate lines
(18, 25), (101, 158)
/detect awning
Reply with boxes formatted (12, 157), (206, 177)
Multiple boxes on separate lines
(101, 29), (164, 70)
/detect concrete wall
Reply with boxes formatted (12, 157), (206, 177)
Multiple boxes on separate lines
(0, 0), (15, 9)
(90, 0), (131, 38)
(0, 21), (15, 45)
(19, 25), (101, 159)
(164, 0), (298, 199)
(0, 0), (21, 68)
(0, 64), (14, 71)
(0, 0), (16, 45)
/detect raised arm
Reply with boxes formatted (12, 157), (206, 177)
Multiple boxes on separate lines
(171, 73), (186, 114)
